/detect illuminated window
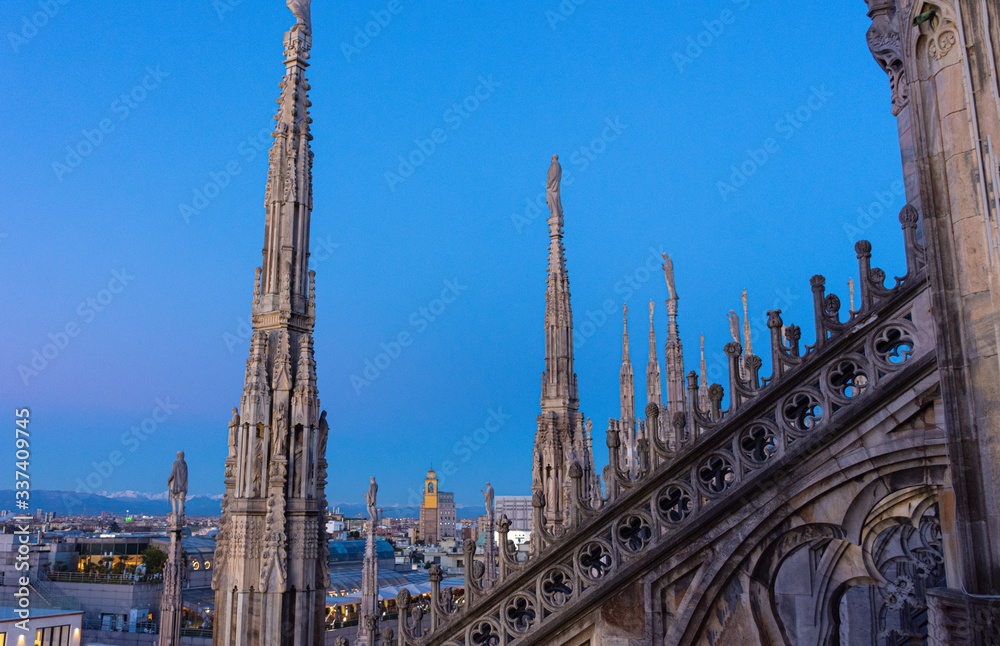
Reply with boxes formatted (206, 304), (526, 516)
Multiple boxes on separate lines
(34, 625), (70, 646)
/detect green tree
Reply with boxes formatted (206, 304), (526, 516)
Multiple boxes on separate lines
(141, 546), (168, 576)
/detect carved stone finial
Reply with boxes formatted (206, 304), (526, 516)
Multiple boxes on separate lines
(397, 589), (411, 608)
(767, 310), (783, 329)
(855, 240), (873, 257)
(899, 204), (919, 226)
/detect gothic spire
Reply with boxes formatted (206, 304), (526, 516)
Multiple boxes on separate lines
(256, 16), (315, 320)
(647, 299), (663, 410)
(540, 154), (578, 413)
(741, 289), (753, 356)
(533, 154), (591, 540)
(699, 334), (709, 413)
(662, 253), (686, 414)
(214, 5), (329, 644)
(620, 304), (636, 429)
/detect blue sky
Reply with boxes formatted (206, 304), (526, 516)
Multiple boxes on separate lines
(0, 1), (908, 510)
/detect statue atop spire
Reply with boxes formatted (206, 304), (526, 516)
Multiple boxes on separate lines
(662, 253), (677, 301)
(286, 0), (311, 34)
(546, 154), (563, 223)
(662, 251), (686, 418)
(534, 153), (592, 539)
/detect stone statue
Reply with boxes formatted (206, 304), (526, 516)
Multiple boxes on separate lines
(292, 428), (304, 493)
(253, 427), (265, 496)
(546, 154), (563, 222)
(662, 253), (677, 300)
(168, 451), (188, 519)
(316, 410), (329, 459)
(482, 482), (494, 513)
(286, 0), (311, 34)
(366, 477), (378, 521)
(228, 408), (240, 458)
(728, 310), (741, 344)
(272, 404), (287, 459)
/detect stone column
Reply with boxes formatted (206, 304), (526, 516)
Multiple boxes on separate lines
(356, 518), (379, 646)
(483, 508), (496, 590)
(159, 512), (185, 646)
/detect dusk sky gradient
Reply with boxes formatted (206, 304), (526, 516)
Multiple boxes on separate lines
(1, 1), (909, 511)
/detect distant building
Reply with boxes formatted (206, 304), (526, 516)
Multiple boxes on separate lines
(0, 607), (83, 646)
(496, 495), (532, 532)
(418, 469), (456, 544)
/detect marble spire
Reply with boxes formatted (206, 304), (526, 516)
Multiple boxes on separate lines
(646, 300), (663, 411)
(540, 154), (578, 413)
(533, 154), (589, 535)
(620, 305), (637, 471)
(662, 253), (686, 415)
(699, 334), (709, 413)
(212, 3), (330, 644)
